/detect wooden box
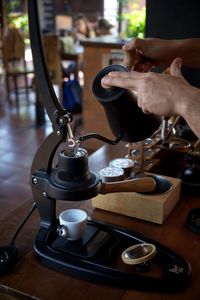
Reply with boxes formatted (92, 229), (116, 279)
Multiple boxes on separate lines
(92, 174), (181, 224)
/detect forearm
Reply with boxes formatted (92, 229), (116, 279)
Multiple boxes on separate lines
(171, 38), (200, 68)
(124, 38), (200, 70)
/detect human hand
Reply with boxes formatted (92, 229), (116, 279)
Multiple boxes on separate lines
(122, 38), (179, 72)
(101, 58), (191, 117)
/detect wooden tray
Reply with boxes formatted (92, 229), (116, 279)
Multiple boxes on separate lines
(92, 174), (181, 224)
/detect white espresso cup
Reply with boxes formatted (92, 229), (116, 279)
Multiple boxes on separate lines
(58, 209), (87, 240)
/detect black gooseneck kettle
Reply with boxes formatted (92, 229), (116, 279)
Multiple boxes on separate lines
(92, 64), (162, 142)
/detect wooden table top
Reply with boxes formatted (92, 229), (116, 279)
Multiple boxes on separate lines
(0, 143), (200, 300)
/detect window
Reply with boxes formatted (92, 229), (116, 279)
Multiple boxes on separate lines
(104, 0), (118, 35)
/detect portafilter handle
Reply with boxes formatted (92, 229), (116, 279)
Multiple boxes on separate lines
(100, 176), (156, 194)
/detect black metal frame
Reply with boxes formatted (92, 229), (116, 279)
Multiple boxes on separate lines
(28, 0), (75, 229)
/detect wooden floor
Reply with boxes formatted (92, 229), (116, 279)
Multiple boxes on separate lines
(0, 82), (52, 222)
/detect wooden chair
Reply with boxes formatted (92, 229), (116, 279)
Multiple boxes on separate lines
(2, 25), (34, 106)
(41, 34), (83, 135)
(42, 34), (63, 101)
(31, 34), (64, 128)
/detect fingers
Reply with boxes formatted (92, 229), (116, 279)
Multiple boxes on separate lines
(101, 74), (135, 90)
(138, 104), (151, 114)
(123, 49), (141, 71)
(170, 57), (183, 77)
(122, 39), (144, 71)
(101, 77), (112, 88)
(101, 71), (146, 91)
(123, 39), (156, 72)
(133, 59), (155, 72)
(122, 38), (141, 51)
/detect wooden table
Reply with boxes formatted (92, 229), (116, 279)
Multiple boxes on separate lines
(0, 143), (200, 300)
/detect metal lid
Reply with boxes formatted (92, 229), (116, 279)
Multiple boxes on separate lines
(98, 166), (124, 182)
(109, 158), (134, 176)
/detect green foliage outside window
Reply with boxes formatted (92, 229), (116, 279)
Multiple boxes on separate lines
(123, 3), (146, 38)
(6, 0), (29, 41)
(11, 14), (29, 37)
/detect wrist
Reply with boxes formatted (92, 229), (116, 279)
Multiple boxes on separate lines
(179, 86), (200, 119)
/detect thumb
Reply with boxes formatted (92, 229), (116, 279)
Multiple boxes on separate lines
(170, 57), (183, 77)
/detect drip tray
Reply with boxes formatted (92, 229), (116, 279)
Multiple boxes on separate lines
(50, 224), (118, 261)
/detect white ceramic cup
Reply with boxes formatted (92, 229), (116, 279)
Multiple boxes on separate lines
(58, 209), (87, 240)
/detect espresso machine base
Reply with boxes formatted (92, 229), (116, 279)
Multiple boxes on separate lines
(33, 219), (191, 293)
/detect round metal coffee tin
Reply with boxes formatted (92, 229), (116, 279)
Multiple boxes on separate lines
(98, 166), (125, 182)
(109, 158), (134, 176)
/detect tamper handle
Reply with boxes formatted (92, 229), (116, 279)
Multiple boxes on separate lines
(100, 177), (156, 194)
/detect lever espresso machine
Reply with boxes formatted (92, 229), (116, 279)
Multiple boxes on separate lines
(27, 0), (191, 293)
